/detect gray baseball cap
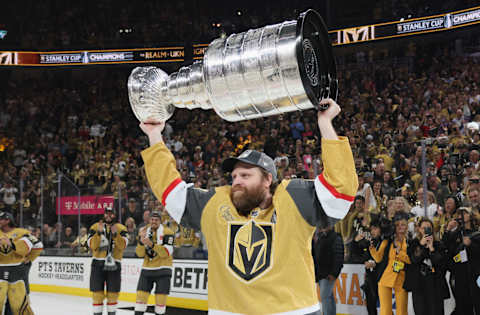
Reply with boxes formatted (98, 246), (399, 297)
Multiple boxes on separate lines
(222, 150), (277, 182)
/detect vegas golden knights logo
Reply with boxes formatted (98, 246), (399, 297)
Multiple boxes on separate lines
(0, 244), (12, 255)
(227, 220), (273, 282)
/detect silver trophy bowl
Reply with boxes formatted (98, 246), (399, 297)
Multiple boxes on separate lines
(128, 9), (337, 123)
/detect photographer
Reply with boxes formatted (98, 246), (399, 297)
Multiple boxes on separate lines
(369, 213), (411, 315)
(405, 218), (449, 315)
(442, 207), (480, 315)
(351, 219), (382, 315)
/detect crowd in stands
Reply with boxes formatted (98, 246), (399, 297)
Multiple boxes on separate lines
(0, 11), (479, 266)
(1, 0), (479, 50)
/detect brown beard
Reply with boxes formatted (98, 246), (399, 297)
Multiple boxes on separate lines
(230, 184), (266, 217)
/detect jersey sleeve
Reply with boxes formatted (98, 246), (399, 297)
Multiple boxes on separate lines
(114, 225), (128, 250)
(286, 137), (357, 227)
(13, 233), (33, 258)
(141, 142), (215, 231)
(26, 234), (43, 262)
(87, 223), (100, 250)
(155, 226), (175, 258)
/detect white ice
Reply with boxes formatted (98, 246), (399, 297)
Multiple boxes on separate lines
(30, 292), (133, 315)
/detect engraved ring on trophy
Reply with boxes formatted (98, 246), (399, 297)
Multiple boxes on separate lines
(128, 9), (337, 123)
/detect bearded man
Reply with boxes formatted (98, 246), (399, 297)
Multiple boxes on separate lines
(140, 99), (358, 314)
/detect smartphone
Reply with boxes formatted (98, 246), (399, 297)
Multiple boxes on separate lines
(424, 226), (432, 236)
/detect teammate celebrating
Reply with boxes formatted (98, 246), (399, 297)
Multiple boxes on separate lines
(87, 207), (128, 315)
(135, 211), (174, 315)
(0, 211), (35, 314)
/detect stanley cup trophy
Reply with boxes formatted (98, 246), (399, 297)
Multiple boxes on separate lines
(128, 9), (337, 123)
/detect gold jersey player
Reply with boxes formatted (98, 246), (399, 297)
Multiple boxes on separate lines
(87, 207), (128, 315)
(135, 211), (174, 315)
(0, 211), (35, 315)
(140, 99), (358, 314)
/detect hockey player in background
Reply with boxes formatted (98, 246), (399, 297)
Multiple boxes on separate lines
(87, 207), (128, 315)
(0, 211), (35, 314)
(134, 211), (174, 315)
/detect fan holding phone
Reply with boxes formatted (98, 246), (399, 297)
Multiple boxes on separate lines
(404, 218), (450, 315)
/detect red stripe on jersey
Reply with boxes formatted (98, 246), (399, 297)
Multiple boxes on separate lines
(22, 240), (32, 251)
(163, 247), (170, 256)
(318, 173), (355, 202)
(162, 178), (182, 205)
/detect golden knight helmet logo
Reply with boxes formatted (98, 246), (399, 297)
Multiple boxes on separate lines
(228, 220), (273, 282)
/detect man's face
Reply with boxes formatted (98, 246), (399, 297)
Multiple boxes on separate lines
(104, 211), (115, 224)
(143, 211), (150, 223)
(150, 217), (161, 229)
(468, 190), (480, 205)
(230, 163), (270, 216)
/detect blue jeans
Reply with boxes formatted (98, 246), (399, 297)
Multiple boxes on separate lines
(319, 278), (336, 315)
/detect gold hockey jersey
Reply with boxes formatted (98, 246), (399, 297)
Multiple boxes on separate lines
(87, 222), (128, 261)
(142, 138), (357, 314)
(0, 228), (33, 266)
(136, 224), (174, 270)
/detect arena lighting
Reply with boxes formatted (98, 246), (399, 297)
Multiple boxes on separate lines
(0, 30), (6, 39)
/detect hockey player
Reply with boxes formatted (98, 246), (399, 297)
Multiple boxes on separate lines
(87, 207), (128, 315)
(0, 211), (34, 315)
(140, 99), (358, 314)
(134, 210), (174, 315)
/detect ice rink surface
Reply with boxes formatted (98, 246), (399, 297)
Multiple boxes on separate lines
(29, 292), (206, 315)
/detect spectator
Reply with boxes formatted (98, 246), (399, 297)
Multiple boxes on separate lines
(410, 188), (438, 220)
(137, 209), (150, 230)
(369, 213), (411, 315)
(312, 226), (344, 315)
(0, 182), (17, 212)
(125, 198), (142, 225)
(351, 219), (382, 315)
(71, 226), (89, 253)
(442, 207), (480, 314)
(124, 217), (137, 247)
(405, 218), (450, 315)
(62, 226), (76, 248)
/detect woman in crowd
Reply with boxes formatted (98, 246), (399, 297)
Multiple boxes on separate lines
(434, 195), (458, 238)
(442, 207), (480, 315)
(372, 180), (387, 214)
(369, 213), (411, 315)
(124, 216), (137, 247)
(405, 218), (449, 315)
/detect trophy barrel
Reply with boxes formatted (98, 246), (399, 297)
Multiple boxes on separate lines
(203, 9), (336, 121)
(127, 9), (337, 123)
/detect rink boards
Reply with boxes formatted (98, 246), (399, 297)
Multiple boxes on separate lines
(29, 256), (455, 314)
(30, 257), (208, 311)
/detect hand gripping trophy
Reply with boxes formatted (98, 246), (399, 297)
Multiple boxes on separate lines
(128, 9), (337, 123)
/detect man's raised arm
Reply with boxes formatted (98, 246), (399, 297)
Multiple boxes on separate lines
(140, 122), (214, 230)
